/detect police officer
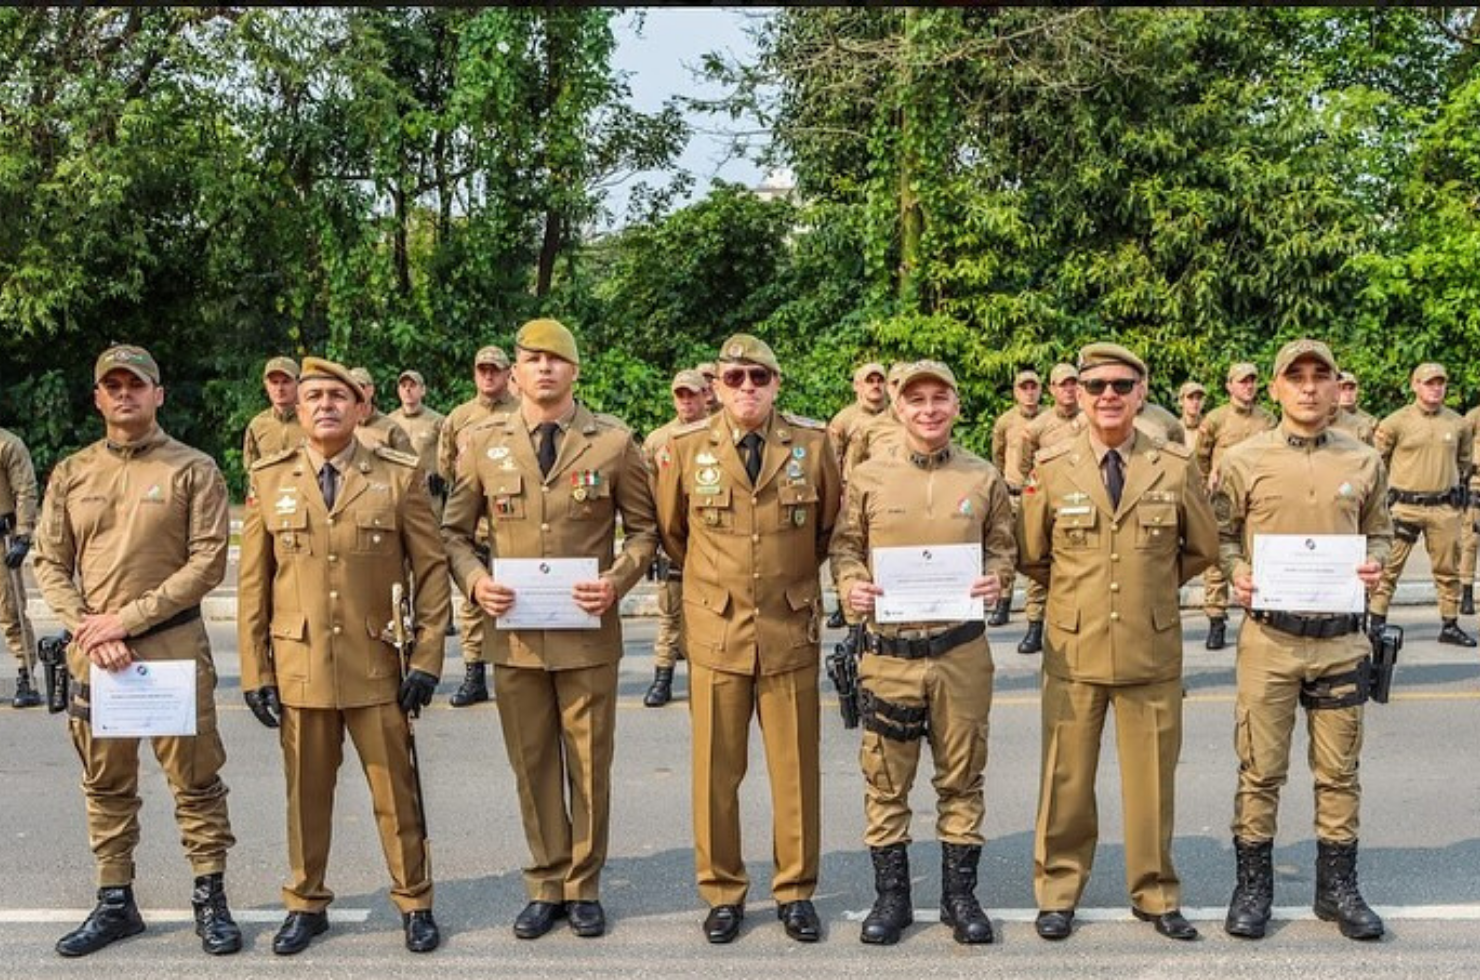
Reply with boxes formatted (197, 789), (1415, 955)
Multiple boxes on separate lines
(641, 369), (710, 707)
(1015, 363), (1081, 654)
(1017, 342), (1217, 943)
(987, 369), (1041, 627)
(350, 367), (414, 452)
(1213, 339), (1391, 942)
(830, 360), (1015, 946)
(1196, 363), (1277, 650)
(238, 356), (449, 955)
(242, 356), (305, 470)
(439, 345), (520, 706)
(33, 345), (240, 957)
(1462, 399), (1480, 615)
(1178, 381), (1207, 459)
(0, 425), (41, 707)
(1332, 372), (1377, 446)
(653, 334), (841, 945)
(695, 362), (721, 414)
(828, 362), (889, 470)
(443, 319), (657, 940)
(389, 369), (447, 503)
(1137, 384), (1187, 447)
(843, 362), (907, 482)
(1370, 363), (1475, 645)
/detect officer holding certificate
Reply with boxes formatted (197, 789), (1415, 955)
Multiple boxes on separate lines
(829, 360), (1016, 946)
(1212, 339), (1392, 942)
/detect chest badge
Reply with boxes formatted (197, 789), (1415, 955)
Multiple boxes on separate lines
(792, 446), (806, 460)
(696, 451), (718, 466)
(786, 460), (804, 479)
(697, 466), (720, 487)
(142, 484), (164, 503)
(487, 446), (511, 461)
(275, 491), (298, 514)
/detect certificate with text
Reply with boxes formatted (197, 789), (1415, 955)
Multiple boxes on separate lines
(493, 557), (601, 630)
(1251, 534), (1366, 614)
(90, 660), (197, 738)
(872, 543), (982, 624)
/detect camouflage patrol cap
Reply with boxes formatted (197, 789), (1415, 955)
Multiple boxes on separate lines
(717, 334), (780, 374)
(515, 318), (580, 366)
(853, 361), (887, 384)
(898, 360), (958, 394)
(398, 369), (425, 386)
(1272, 339), (1338, 378)
(671, 369), (707, 393)
(1077, 342), (1147, 378)
(1227, 362), (1258, 383)
(263, 356), (299, 381)
(1178, 381), (1207, 398)
(1338, 371), (1358, 386)
(299, 357), (365, 403)
(95, 344), (160, 385)
(1413, 362), (1448, 384)
(696, 361), (717, 380)
(1014, 369), (1041, 387)
(475, 345), (510, 370)
(348, 367), (374, 389)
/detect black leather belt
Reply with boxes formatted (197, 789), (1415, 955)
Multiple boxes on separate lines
(136, 605), (203, 640)
(866, 620), (985, 660)
(1251, 610), (1363, 639)
(1389, 487), (1460, 507)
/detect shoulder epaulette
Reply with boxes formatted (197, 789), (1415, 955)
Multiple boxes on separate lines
(1035, 441), (1075, 465)
(672, 418), (712, 438)
(1157, 439), (1192, 459)
(589, 412), (631, 433)
(781, 411), (826, 430)
(374, 446), (420, 468)
(249, 447), (298, 471)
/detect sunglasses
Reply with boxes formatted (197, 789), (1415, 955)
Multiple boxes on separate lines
(720, 366), (775, 388)
(1081, 377), (1138, 396)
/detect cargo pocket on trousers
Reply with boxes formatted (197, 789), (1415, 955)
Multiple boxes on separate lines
(1234, 702), (1254, 772)
(860, 730), (896, 798)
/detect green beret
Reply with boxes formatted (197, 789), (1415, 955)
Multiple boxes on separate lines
(1077, 342), (1147, 378)
(717, 333), (781, 374)
(299, 356), (365, 403)
(95, 344), (160, 385)
(515, 318), (580, 366)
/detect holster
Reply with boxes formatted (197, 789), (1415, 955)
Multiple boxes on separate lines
(1299, 661), (1370, 710)
(1368, 623), (1402, 704)
(826, 624), (863, 729)
(1392, 519), (1421, 544)
(859, 687), (929, 742)
(36, 632), (72, 715)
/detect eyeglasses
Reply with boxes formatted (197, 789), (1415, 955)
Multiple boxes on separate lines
(720, 366), (774, 388)
(1081, 377), (1137, 396)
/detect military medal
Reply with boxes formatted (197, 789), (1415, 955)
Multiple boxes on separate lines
(786, 460), (804, 479)
(572, 470), (600, 501)
(792, 509), (807, 527)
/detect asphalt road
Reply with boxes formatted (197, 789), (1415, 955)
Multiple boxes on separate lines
(3, 606), (1480, 979)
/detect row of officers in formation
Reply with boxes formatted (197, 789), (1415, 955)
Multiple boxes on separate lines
(0, 323), (1471, 958)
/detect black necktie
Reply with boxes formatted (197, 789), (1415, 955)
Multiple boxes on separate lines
(740, 432), (763, 485)
(318, 462), (339, 511)
(536, 422), (559, 477)
(1103, 449), (1124, 510)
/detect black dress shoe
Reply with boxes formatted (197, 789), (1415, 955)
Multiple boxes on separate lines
(1439, 619), (1478, 647)
(272, 910), (329, 956)
(1133, 907), (1199, 941)
(56, 886), (146, 957)
(778, 899), (821, 942)
(1035, 909), (1074, 940)
(568, 900), (606, 938)
(513, 900), (566, 940)
(703, 904), (744, 944)
(403, 910), (439, 953)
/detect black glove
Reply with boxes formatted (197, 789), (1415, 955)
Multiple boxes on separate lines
(428, 473), (448, 498)
(4, 534), (30, 569)
(245, 686), (282, 728)
(398, 669), (438, 715)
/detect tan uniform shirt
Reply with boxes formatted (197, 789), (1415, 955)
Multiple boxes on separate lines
(238, 442), (450, 709)
(991, 405), (1040, 490)
(1138, 401), (1186, 446)
(830, 443), (1016, 632)
(1017, 430), (1218, 685)
(0, 427), (39, 534)
(1181, 416), (1203, 461)
(243, 407), (305, 471)
(642, 417), (684, 467)
(844, 409), (903, 482)
(389, 405), (446, 479)
(654, 410), (841, 676)
(1018, 405), (1082, 485)
(1196, 402), (1277, 478)
(357, 410), (414, 454)
(828, 401), (885, 471)
(441, 404), (659, 671)
(1332, 408), (1378, 447)
(439, 392), (519, 480)
(1375, 402), (1472, 493)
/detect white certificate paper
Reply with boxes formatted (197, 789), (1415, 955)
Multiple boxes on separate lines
(493, 557), (601, 630)
(1251, 534), (1366, 614)
(90, 661), (197, 738)
(872, 543), (982, 624)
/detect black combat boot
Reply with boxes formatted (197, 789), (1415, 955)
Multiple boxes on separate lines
(940, 843), (993, 945)
(826, 607), (847, 629)
(860, 843), (913, 945)
(987, 597), (1011, 627)
(1313, 839), (1384, 940)
(192, 873), (242, 955)
(1017, 621), (1043, 655)
(56, 886), (146, 957)
(1438, 619), (1477, 647)
(643, 666), (674, 708)
(1463, 585), (1476, 617)
(1205, 616), (1227, 650)
(449, 661), (489, 707)
(1224, 838), (1274, 939)
(12, 666), (41, 708)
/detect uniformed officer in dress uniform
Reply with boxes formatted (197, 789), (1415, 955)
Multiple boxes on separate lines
(1369, 363), (1476, 646)
(1017, 342), (1218, 943)
(1213, 339), (1392, 942)
(238, 356), (449, 955)
(349, 367), (414, 453)
(987, 369), (1041, 627)
(389, 369), (448, 507)
(0, 425), (42, 706)
(442, 319), (658, 940)
(1332, 372), (1377, 447)
(1196, 363), (1277, 650)
(1178, 381), (1207, 459)
(242, 356), (305, 470)
(830, 360), (1015, 946)
(439, 345), (520, 706)
(641, 369), (711, 707)
(828, 362), (889, 470)
(1458, 398), (1480, 615)
(1015, 363), (1081, 654)
(653, 334), (842, 945)
(33, 345), (240, 957)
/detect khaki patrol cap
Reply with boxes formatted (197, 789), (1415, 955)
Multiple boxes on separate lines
(671, 369), (707, 393)
(299, 356), (365, 403)
(853, 361), (887, 384)
(1272, 339), (1338, 378)
(1178, 381), (1207, 398)
(398, 369), (425, 386)
(475, 345), (510, 370)
(1049, 363), (1079, 386)
(696, 361), (717, 380)
(1338, 371), (1358, 386)
(717, 334), (780, 374)
(1227, 362), (1258, 383)
(348, 367), (374, 389)
(95, 345), (161, 385)
(897, 360), (958, 394)
(1413, 362), (1448, 384)
(1078, 342), (1147, 377)
(1015, 369), (1041, 387)
(516, 318), (580, 366)
(264, 356), (299, 381)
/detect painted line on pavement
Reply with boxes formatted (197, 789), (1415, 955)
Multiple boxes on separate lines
(0, 908), (371, 924)
(840, 904), (1480, 923)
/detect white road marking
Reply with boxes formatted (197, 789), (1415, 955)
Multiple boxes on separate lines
(840, 905), (1480, 923)
(0, 908), (372, 924)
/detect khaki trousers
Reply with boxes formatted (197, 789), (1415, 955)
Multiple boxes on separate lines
(859, 636), (994, 847)
(1202, 561), (1230, 618)
(1024, 580), (1048, 622)
(1034, 674), (1183, 914)
(1460, 500), (1480, 583)
(280, 703), (431, 913)
(1370, 501), (1462, 617)
(654, 577), (684, 670)
(0, 562), (33, 666)
(1232, 621), (1365, 843)
(493, 662), (618, 901)
(690, 662), (820, 907)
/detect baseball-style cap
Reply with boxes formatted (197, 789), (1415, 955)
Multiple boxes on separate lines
(515, 318), (580, 366)
(398, 369), (425, 386)
(897, 360), (957, 394)
(1014, 369), (1041, 387)
(1178, 381), (1207, 398)
(695, 361), (717, 380)
(263, 356), (299, 381)
(853, 362), (887, 384)
(95, 345), (161, 385)
(1078, 342), (1147, 378)
(716, 334), (780, 374)
(299, 356), (365, 403)
(348, 367), (374, 389)
(475, 345), (510, 369)
(1413, 362), (1448, 384)
(671, 369), (707, 393)
(1338, 371), (1358, 386)
(1227, 362), (1258, 383)
(1272, 339), (1338, 378)
(1049, 363), (1079, 386)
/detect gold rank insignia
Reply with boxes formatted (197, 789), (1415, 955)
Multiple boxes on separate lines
(697, 451), (718, 465)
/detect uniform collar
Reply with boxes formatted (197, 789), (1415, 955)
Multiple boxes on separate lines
(105, 424), (169, 457)
(304, 440), (358, 475)
(1054, 404), (1079, 421)
(522, 402), (577, 434)
(908, 443), (953, 470)
(273, 406), (297, 423)
(1280, 424), (1329, 449)
(1086, 429), (1136, 464)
